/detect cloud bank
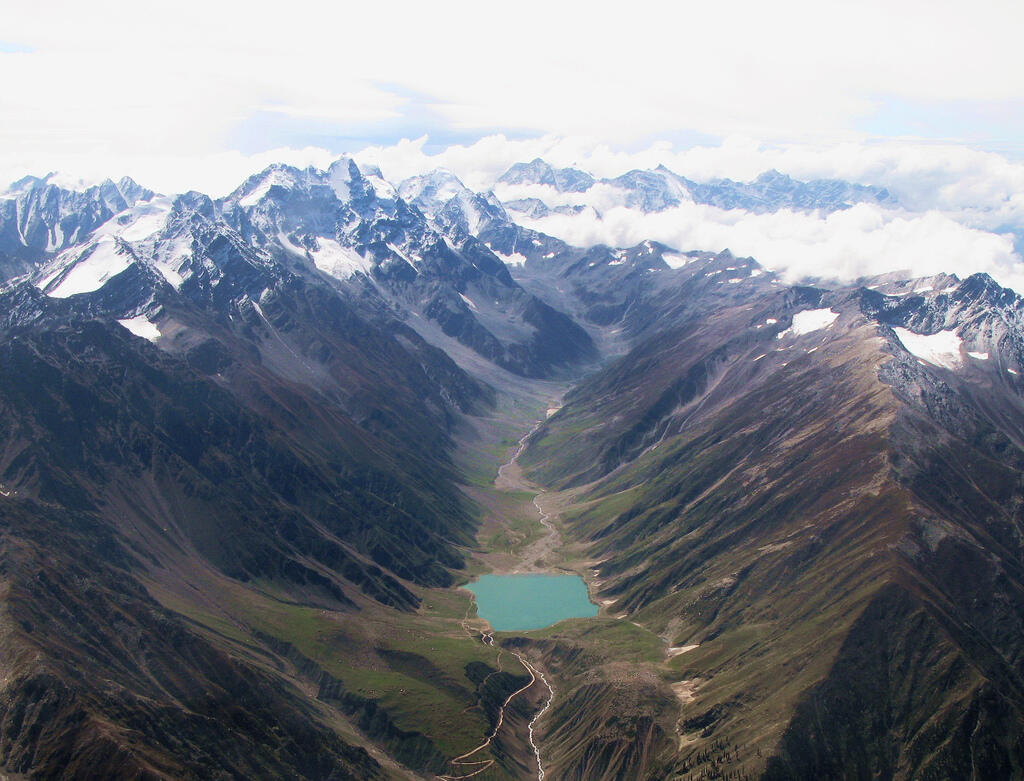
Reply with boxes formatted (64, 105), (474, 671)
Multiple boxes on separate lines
(519, 201), (1022, 291)
(3, 0), (1024, 190)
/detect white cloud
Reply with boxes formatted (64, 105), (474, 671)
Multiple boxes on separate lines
(3, 0), (1024, 180)
(517, 201), (1024, 291)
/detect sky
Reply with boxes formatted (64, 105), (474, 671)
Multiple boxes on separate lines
(3, 0), (1024, 287)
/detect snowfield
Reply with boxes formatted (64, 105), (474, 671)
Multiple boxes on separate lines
(776, 308), (839, 339)
(893, 327), (963, 369)
(117, 315), (161, 342)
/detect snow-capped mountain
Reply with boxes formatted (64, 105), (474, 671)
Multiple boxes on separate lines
(6, 158), (597, 381)
(497, 158), (596, 193)
(397, 167), (510, 240)
(493, 158), (897, 215)
(0, 174), (154, 279)
(690, 168), (897, 212)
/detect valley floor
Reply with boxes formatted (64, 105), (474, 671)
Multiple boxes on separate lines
(440, 392), (686, 781)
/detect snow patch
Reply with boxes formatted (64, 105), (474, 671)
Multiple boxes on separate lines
(327, 163), (352, 201)
(117, 315), (161, 342)
(43, 237), (133, 297)
(92, 197), (172, 243)
(386, 242), (416, 267)
(776, 308), (839, 339)
(491, 248), (528, 267)
(662, 251), (693, 269)
(967, 351), (990, 360)
(459, 292), (478, 311)
(365, 174), (398, 201)
(311, 238), (372, 279)
(894, 327), (963, 369)
(277, 231), (306, 257)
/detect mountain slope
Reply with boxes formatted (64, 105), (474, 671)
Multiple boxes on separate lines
(521, 274), (1024, 778)
(0, 496), (385, 780)
(220, 159), (596, 378)
(0, 164), (552, 778)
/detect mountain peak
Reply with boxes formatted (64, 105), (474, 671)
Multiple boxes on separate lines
(497, 159), (594, 193)
(4, 173), (54, 196)
(398, 168), (471, 208)
(228, 164), (309, 207)
(755, 169), (794, 185)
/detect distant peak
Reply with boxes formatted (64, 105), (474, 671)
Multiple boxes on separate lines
(4, 173), (51, 195)
(414, 167), (463, 186)
(756, 169), (792, 183)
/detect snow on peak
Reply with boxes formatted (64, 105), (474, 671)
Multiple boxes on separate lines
(363, 171), (398, 201)
(776, 308), (840, 339)
(326, 157), (397, 203)
(237, 166), (302, 207)
(39, 237), (134, 298)
(327, 156), (359, 201)
(398, 169), (469, 211)
(497, 158), (594, 193)
(310, 238), (373, 280)
(893, 327), (963, 369)
(356, 162), (384, 178)
(94, 196), (173, 242)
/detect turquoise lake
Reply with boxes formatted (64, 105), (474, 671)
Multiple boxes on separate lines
(467, 573), (598, 631)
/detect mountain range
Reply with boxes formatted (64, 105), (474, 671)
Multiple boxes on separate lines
(0, 157), (1021, 780)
